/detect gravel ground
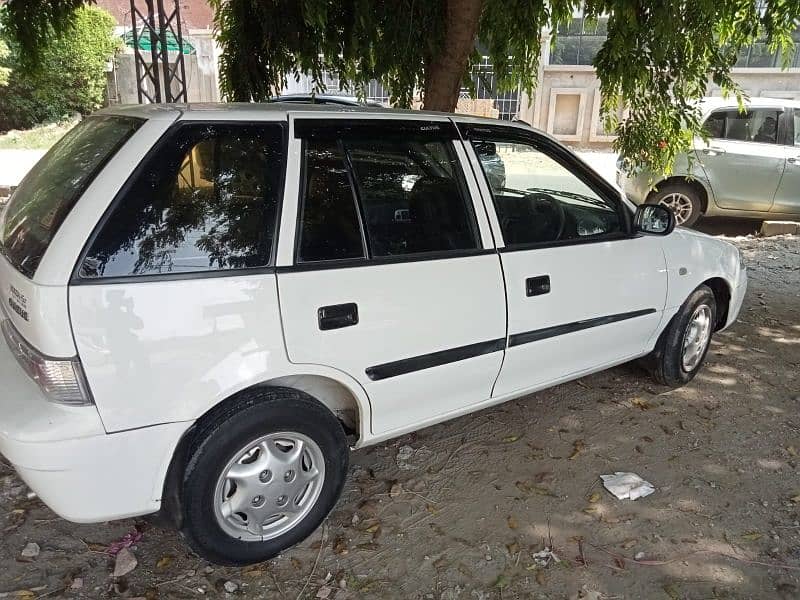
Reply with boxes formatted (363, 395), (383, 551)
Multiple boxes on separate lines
(0, 233), (798, 600)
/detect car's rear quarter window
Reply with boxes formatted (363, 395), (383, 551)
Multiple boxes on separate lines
(0, 115), (143, 278)
(79, 122), (285, 279)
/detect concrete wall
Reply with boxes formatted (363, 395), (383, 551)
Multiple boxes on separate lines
(108, 30), (220, 104)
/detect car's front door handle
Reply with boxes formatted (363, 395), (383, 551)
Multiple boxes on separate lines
(318, 303), (359, 330)
(788, 156), (800, 166)
(526, 275), (551, 297)
(701, 146), (727, 156)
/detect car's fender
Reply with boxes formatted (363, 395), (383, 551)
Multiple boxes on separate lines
(660, 227), (741, 313)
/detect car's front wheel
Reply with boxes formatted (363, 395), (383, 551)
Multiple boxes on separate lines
(180, 388), (349, 565)
(647, 182), (702, 227)
(648, 285), (717, 387)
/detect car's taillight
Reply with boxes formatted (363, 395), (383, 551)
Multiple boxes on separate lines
(1, 318), (94, 406)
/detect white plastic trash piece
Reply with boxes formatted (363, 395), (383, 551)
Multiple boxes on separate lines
(600, 472), (655, 500)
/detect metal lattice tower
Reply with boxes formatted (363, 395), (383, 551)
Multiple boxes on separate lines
(129, 0), (188, 103)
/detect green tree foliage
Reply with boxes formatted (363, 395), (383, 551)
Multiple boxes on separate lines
(0, 40), (10, 87)
(209, 0), (800, 175)
(5, 1), (800, 174)
(0, 5), (119, 131)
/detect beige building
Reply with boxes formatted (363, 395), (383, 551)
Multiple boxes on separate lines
(520, 15), (800, 148)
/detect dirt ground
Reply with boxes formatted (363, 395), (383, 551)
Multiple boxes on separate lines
(1, 231), (799, 600)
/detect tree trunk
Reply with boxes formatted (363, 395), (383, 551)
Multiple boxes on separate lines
(422, 0), (483, 112)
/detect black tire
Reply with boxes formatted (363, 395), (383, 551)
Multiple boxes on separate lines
(647, 182), (703, 228)
(648, 285), (717, 387)
(180, 387), (349, 565)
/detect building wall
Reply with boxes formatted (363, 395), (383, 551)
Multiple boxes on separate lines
(522, 26), (800, 148)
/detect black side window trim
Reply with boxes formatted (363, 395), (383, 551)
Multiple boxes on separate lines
(70, 120), (289, 285)
(293, 118), (460, 141)
(293, 129), (483, 266)
(457, 122), (633, 245)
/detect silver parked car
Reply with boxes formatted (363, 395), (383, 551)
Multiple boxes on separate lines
(618, 97), (800, 227)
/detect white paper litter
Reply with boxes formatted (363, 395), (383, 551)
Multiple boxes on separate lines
(532, 547), (560, 567)
(600, 472), (655, 500)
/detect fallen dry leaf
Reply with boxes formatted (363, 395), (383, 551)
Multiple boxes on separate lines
(631, 398), (651, 410)
(568, 439), (586, 460)
(332, 537), (348, 555)
(507, 515), (518, 530)
(389, 483), (402, 498)
(506, 541), (520, 554)
(741, 531), (763, 541)
(587, 492), (601, 503)
(502, 435), (520, 443)
(155, 555), (173, 571)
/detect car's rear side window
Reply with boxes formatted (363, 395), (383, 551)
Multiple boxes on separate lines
(79, 122), (285, 279)
(297, 128), (479, 263)
(0, 115), (142, 278)
(704, 108), (782, 144)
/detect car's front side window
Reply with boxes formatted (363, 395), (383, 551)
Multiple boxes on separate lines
(704, 108), (782, 144)
(471, 138), (623, 246)
(79, 122), (284, 279)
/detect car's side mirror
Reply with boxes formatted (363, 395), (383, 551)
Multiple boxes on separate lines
(634, 204), (675, 236)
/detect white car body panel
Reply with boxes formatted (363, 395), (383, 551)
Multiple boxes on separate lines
(491, 238), (667, 397)
(0, 103), (747, 525)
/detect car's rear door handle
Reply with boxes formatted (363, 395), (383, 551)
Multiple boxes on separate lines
(526, 275), (551, 297)
(788, 156), (800, 165)
(318, 303), (359, 330)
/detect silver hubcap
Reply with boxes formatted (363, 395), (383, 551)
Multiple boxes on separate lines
(213, 432), (325, 541)
(658, 193), (694, 225)
(681, 304), (712, 371)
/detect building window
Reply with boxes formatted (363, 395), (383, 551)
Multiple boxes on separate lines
(550, 16), (608, 66)
(735, 37), (800, 68)
(549, 10), (800, 69)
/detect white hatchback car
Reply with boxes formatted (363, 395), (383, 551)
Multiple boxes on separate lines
(0, 104), (746, 565)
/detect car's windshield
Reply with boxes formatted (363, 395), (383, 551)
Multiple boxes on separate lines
(0, 115), (142, 278)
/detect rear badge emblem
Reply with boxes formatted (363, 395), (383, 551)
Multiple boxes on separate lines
(8, 285), (29, 321)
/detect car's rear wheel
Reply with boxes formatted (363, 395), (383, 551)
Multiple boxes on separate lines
(647, 183), (702, 227)
(648, 285), (717, 387)
(180, 388), (349, 565)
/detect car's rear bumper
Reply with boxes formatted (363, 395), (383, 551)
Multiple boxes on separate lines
(0, 336), (189, 522)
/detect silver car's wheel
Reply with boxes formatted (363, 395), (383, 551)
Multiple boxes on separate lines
(681, 304), (712, 371)
(213, 432), (325, 541)
(658, 192), (694, 226)
(648, 183), (702, 227)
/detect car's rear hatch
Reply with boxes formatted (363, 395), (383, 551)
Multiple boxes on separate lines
(0, 115), (149, 407)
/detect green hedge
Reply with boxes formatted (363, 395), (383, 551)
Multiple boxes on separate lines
(0, 6), (119, 132)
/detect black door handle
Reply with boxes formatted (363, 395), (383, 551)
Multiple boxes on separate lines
(526, 275), (551, 297)
(318, 303), (359, 330)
